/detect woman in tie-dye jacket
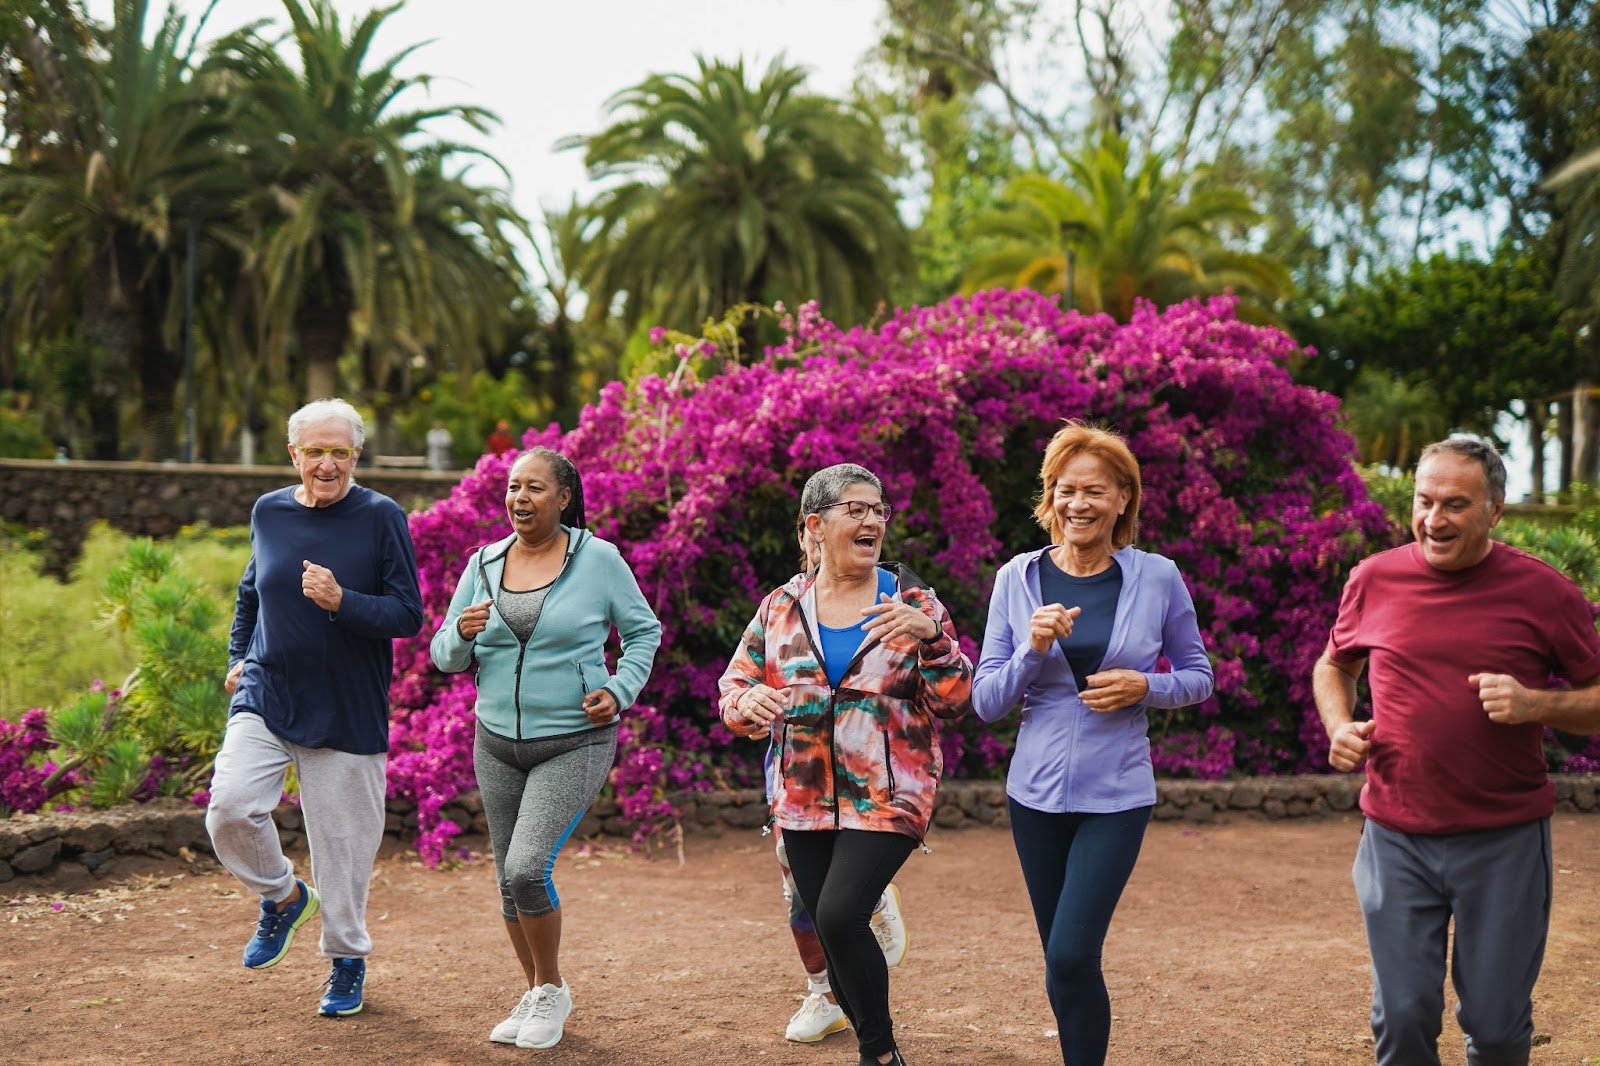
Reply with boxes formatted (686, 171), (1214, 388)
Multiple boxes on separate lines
(719, 463), (972, 1066)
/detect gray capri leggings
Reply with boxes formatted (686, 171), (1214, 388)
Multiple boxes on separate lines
(474, 720), (617, 919)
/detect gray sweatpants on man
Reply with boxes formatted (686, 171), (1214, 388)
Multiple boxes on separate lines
(1353, 816), (1552, 1066)
(474, 721), (617, 920)
(206, 712), (388, 959)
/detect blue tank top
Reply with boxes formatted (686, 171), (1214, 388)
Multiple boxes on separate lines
(816, 567), (898, 688)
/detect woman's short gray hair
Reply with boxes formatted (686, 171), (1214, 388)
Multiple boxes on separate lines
(287, 398), (366, 449)
(800, 463), (883, 517)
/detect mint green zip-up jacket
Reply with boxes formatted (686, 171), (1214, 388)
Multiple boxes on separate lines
(430, 528), (661, 739)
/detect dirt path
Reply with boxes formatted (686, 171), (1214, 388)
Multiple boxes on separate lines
(6, 816), (1600, 1066)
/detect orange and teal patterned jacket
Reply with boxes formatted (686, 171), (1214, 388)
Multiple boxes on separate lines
(718, 563), (973, 841)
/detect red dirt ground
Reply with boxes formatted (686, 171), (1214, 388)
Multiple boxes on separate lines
(5, 816), (1600, 1066)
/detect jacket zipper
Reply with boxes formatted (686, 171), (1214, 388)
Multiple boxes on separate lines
(487, 534), (581, 741)
(796, 589), (888, 831)
(883, 732), (896, 798)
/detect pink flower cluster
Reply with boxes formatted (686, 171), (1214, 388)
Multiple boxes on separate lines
(383, 290), (1397, 862)
(0, 709), (55, 815)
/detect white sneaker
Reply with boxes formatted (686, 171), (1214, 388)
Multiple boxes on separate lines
(871, 883), (907, 968)
(785, 992), (847, 1042)
(516, 981), (572, 1049)
(489, 988), (537, 1044)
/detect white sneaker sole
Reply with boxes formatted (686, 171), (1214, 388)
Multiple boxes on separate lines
(516, 1028), (565, 1050)
(786, 1016), (848, 1043)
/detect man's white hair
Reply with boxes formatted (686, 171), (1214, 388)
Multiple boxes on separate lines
(287, 398), (365, 448)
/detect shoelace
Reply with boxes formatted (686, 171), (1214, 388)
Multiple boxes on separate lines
(324, 965), (361, 997)
(796, 995), (829, 1022)
(508, 991), (538, 1022)
(526, 988), (557, 1020)
(252, 905), (291, 941)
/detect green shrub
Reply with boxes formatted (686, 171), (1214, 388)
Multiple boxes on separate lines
(22, 534), (240, 810)
(0, 523), (249, 716)
(0, 392), (54, 458)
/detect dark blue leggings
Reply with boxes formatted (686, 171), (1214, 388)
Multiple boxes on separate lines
(1009, 800), (1152, 1066)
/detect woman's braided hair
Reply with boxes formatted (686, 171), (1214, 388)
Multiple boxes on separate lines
(520, 446), (586, 528)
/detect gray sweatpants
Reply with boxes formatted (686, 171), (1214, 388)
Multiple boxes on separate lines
(1353, 817), (1552, 1066)
(206, 712), (387, 959)
(474, 721), (616, 919)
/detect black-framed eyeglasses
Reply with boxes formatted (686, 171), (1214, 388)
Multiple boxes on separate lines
(816, 500), (891, 522)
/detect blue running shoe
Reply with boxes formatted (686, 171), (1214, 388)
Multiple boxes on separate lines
(242, 880), (320, 969)
(318, 958), (365, 1017)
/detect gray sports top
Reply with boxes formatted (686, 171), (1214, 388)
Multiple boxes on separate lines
(497, 580), (554, 643)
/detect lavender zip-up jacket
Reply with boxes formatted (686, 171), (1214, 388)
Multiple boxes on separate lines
(973, 545), (1214, 813)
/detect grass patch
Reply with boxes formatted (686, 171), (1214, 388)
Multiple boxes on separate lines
(0, 522), (250, 717)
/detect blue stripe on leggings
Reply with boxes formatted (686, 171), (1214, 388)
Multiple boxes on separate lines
(541, 808), (587, 911)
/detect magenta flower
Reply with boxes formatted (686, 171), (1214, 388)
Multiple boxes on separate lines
(378, 291), (1394, 862)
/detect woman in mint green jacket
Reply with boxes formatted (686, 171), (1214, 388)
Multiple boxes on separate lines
(431, 447), (660, 1051)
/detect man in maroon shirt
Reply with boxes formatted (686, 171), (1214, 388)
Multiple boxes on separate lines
(1314, 436), (1600, 1066)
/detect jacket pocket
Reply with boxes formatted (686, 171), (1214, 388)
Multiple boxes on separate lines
(576, 658), (609, 703)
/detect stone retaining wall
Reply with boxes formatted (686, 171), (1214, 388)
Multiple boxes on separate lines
(0, 458), (459, 575)
(7, 775), (1599, 888)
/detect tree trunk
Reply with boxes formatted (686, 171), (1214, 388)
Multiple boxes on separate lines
(80, 253), (137, 460)
(135, 281), (180, 461)
(1557, 395), (1575, 494)
(1578, 384), (1600, 485)
(299, 300), (349, 403)
(136, 351), (180, 461)
(1528, 399), (1546, 504)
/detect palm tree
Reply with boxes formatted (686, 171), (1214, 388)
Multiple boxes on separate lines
(1342, 366), (1449, 471)
(963, 137), (1291, 322)
(526, 197), (617, 418)
(0, 0), (239, 459)
(213, 0), (521, 403)
(566, 55), (912, 345)
(358, 147), (529, 452)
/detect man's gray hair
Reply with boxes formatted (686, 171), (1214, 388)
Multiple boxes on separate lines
(1418, 435), (1506, 505)
(800, 463), (883, 517)
(287, 398), (366, 449)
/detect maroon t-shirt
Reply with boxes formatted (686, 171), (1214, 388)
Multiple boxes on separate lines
(1327, 541), (1600, 835)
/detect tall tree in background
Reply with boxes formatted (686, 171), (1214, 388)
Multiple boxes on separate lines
(963, 136), (1291, 321)
(1299, 246), (1572, 443)
(214, 0), (522, 403)
(1503, 0), (1600, 483)
(355, 147), (527, 453)
(524, 198), (621, 424)
(865, 0), (1026, 304)
(568, 55), (912, 346)
(0, 0), (237, 459)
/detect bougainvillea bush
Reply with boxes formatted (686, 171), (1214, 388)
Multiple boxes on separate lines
(388, 290), (1395, 862)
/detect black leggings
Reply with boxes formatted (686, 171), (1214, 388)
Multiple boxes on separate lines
(1009, 800), (1151, 1066)
(781, 828), (917, 1059)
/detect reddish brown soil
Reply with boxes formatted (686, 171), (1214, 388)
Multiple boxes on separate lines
(5, 816), (1600, 1066)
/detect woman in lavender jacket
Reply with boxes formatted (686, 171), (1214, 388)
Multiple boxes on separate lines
(973, 421), (1213, 1066)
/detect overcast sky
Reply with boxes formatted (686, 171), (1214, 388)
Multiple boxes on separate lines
(87, 0), (886, 222)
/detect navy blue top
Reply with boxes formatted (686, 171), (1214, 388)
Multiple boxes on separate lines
(227, 484), (423, 754)
(1039, 553), (1124, 690)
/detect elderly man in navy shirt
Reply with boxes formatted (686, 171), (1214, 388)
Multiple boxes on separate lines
(206, 398), (422, 1018)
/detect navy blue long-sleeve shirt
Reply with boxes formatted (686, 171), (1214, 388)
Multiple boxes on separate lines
(227, 484), (423, 754)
